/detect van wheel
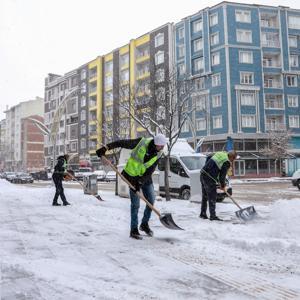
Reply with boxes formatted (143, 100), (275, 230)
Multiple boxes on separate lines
(181, 188), (190, 200)
(297, 180), (300, 190)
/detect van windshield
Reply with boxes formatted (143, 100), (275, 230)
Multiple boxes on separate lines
(180, 156), (206, 170)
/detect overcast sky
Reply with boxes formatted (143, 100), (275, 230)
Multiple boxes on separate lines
(1, 0), (300, 119)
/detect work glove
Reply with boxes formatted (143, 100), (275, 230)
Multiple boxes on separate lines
(96, 146), (108, 157)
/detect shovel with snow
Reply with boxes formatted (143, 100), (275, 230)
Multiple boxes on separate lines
(101, 156), (184, 230)
(201, 169), (257, 221)
(224, 190), (257, 222)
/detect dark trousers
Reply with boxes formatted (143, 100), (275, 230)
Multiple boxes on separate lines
(52, 176), (67, 204)
(200, 174), (217, 217)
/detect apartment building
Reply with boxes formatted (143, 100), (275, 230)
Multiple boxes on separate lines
(175, 2), (300, 176)
(44, 23), (173, 168)
(4, 97), (44, 171)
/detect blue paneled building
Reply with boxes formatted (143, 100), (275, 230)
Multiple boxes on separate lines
(175, 2), (300, 176)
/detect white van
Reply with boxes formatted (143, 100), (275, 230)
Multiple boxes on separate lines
(158, 139), (232, 201)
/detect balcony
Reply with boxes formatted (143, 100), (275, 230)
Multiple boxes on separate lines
(260, 14), (279, 28)
(263, 54), (281, 68)
(265, 94), (284, 109)
(262, 39), (280, 48)
(264, 76), (282, 88)
(265, 122), (286, 131)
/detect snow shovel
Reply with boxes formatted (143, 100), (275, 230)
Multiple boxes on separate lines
(224, 190), (257, 222)
(101, 156), (184, 230)
(201, 169), (257, 221)
(65, 171), (104, 202)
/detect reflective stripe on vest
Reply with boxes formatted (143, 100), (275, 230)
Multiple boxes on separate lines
(124, 138), (159, 177)
(211, 151), (229, 170)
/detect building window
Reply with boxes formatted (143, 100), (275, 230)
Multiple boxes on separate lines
(120, 69), (129, 82)
(210, 32), (219, 46)
(289, 115), (300, 128)
(155, 69), (165, 83)
(193, 38), (203, 52)
(178, 63), (185, 75)
(237, 29), (252, 43)
(155, 51), (164, 65)
(240, 72), (254, 85)
(105, 61), (113, 73)
(235, 10), (251, 23)
(194, 77), (205, 90)
(178, 44), (185, 58)
(288, 95), (299, 107)
(81, 96), (86, 107)
(239, 51), (253, 63)
(178, 27), (184, 39)
(155, 33), (164, 47)
(81, 110), (86, 121)
(193, 95), (206, 110)
(212, 73), (221, 87)
(213, 115), (222, 128)
(290, 55), (299, 67)
(120, 53), (129, 67)
(265, 94), (284, 109)
(287, 75), (297, 87)
(211, 52), (220, 65)
(288, 15), (300, 29)
(81, 82), (86, 93)
(81, 138), (86, 149)
(241, 92), (255, 106)
(196, 118), (206, 131)
(193, 19), (203, 33)
(210, 13), (218, 26)
(241, 115), (256, 127)
(70, 142), (77, 152)
(182, 120), (189, 132)
(289, 35), (298, 48)
(194, 57), (204, 72)
(212, 94), (222, 107)
(81, 69), (86, 80)
(80, 124), (86, 135)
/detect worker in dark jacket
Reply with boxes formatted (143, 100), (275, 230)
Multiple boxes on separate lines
(96, 134), (167, 240)
(52, 154), (70, 206)
(200, 151), (237, 221)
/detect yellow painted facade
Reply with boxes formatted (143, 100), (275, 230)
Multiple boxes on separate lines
(88, 57), (102, 154)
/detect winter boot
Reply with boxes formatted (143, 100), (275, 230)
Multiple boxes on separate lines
(210, 215), (223, 221)
(130, 228), (143, 240)
(52, 202), (61, 206)
(139, 222), (153, 237)
(199, 213), (208, 219)
(63, 201), (70, 206)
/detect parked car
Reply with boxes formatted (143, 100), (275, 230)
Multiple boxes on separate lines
(11, 173), (34, 184)
(292, 169), (300, 190)
(105, 171), (117, 182)
(5, 172), (17, 182)
(75, 167), (93, 180)
(93, 170), (106, 181)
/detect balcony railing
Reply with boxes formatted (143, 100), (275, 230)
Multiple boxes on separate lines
(265, 123), (286, 131)
(261, 40), (280, 47)
(264, 79), (282, 88)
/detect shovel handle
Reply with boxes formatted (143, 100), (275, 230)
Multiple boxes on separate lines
(101, 156), (161, 217)
(224, 190), (243, 210)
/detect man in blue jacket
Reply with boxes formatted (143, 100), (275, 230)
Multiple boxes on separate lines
(200, 151), (237, 221)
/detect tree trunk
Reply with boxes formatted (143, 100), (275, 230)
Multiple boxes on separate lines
(164, 154), (171, 201)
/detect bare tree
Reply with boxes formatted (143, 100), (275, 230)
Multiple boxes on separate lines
(260, 129), (291, 175)
(118, 67), (195, 200)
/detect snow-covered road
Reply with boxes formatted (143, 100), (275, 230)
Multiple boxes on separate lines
(0, 179), (299, 300)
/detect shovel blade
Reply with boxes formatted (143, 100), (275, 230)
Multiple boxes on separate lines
(235, 206), (257, 221)
(159, 213), (184, 230)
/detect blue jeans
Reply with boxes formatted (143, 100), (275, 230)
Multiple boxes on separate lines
(129, 183), (156, 230)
